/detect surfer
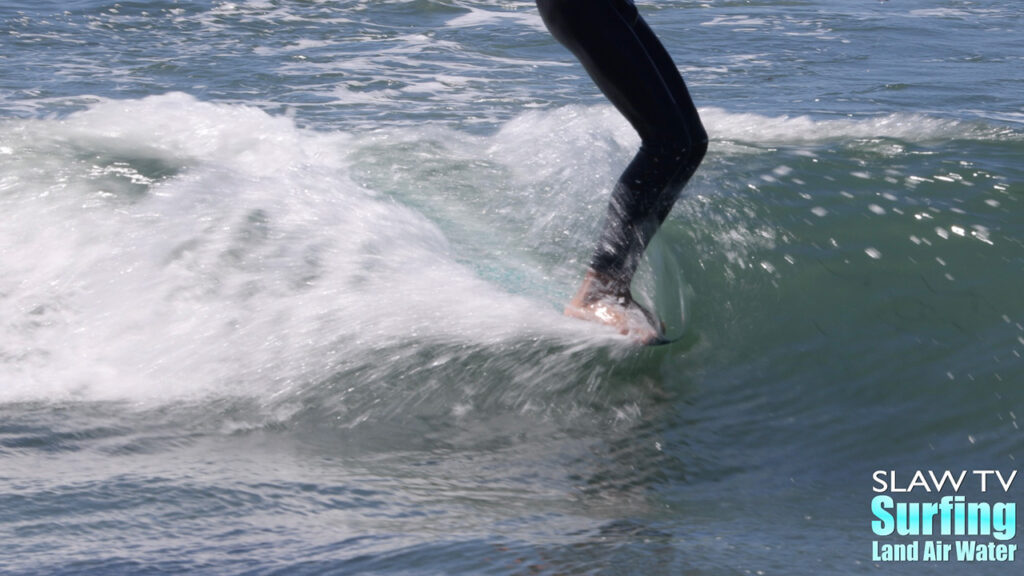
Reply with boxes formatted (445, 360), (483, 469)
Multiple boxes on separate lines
(536, 0), (707, 343)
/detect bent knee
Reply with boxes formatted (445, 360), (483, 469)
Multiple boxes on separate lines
(647, 124), (707, 168)
(689, 126), (709, 163)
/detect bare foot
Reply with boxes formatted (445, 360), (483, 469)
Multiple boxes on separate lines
(564, 270), (662, 344)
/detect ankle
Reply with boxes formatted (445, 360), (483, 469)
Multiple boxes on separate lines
(577, 269), (631, 304)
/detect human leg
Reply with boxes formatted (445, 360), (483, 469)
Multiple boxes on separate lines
(536, 0), (707, 340)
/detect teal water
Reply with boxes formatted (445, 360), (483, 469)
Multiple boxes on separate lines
(1, 1), (1022, 574)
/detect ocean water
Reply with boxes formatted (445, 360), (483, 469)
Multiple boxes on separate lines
(1, 1), (1022, 574)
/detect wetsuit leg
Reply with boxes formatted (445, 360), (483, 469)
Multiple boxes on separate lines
(536, 0), (708, 290)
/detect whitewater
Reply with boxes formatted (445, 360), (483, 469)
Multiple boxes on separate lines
(2, 1), (1022, 574)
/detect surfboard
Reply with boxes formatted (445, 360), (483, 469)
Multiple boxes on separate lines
(639, 227), (688, 346)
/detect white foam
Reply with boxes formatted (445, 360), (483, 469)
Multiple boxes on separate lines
(701, 16), (769, 28)
(0, 94), (604, 404)
(5, 95), (1011, 404)
(700, 107), (1009, 146)
(907, 8), (1004, 19)
(445, 2), (546, 32)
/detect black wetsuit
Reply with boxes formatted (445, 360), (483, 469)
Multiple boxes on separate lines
(536, 0), (707, 290)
